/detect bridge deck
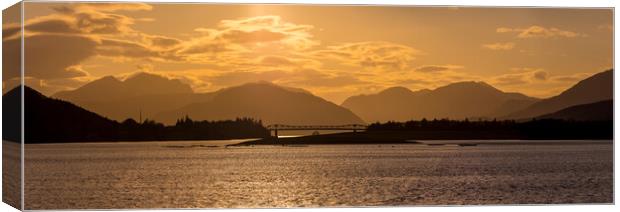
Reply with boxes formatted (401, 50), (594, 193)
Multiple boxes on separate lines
(266, 124), (367, 130)
(266, 124), (368, 137)
(267, 127), (366, 131)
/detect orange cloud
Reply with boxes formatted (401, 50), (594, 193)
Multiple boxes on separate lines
(314, 41), (420, 71)
(63, 3), (153, 12)
(415, 65), (464, 72)
(147, 35), (182, 49)
(1, 3), (182, 88)
(177, 15), (319, 66)
(492, 69), (550, 86)
(220, 29), (287, 44)
(497, 25), (585, 38)
(482, 42), (515, 50)
(216, 16), (316, 50)
(96, 39), (182, 62)
(5, 4), (188, 65)
(3, 34), (97, 80)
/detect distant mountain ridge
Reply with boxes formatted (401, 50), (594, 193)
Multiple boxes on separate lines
(54, 74), (365, 125)
(50, 69), (613, 125)
(536, 100), (613, 121)
(53, 72), (216, 121)
(504, 69), (613, 120)
(155, 81), (365, 125)
(341, 81), (538, 123)
(55, 72), (194, 101)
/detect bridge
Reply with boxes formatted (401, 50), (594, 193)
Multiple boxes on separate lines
(266, 124), (368, 137)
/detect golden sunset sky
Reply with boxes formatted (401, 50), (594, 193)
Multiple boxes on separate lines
(3, 3), (613, 103)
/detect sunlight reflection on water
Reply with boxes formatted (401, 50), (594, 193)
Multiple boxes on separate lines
(23, 140), (612, 209)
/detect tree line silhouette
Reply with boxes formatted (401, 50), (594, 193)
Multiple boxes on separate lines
(117, 116), (270, 141)
(25, 115), (270, 143)
(367, 118), (613, 140)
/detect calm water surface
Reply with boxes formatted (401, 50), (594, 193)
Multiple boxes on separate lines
(23, 140), (613, 209)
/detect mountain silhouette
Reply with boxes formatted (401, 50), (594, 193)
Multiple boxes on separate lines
(3, 86), (22, 142)
(16, 86), (119, 142)
(155, 81), (365, 125)
(504, 69), (613, 120)
(341, 81), (538, 123)
(55, 72), (193, 100)
(536, 99), (612, 121)
(53, 72), (215, 121)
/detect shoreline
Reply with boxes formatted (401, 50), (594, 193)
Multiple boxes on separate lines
(6, 138), (263, 145)
(10, 130), (614, 145)
(227, 131), (613, 146)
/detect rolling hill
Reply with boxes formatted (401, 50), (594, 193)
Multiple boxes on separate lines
(536, 100), (613, 121)
(504, 69), (613, 120)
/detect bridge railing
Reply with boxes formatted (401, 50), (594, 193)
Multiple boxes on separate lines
(266, 124), (368, 137)
(266, 124), (368, 130)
